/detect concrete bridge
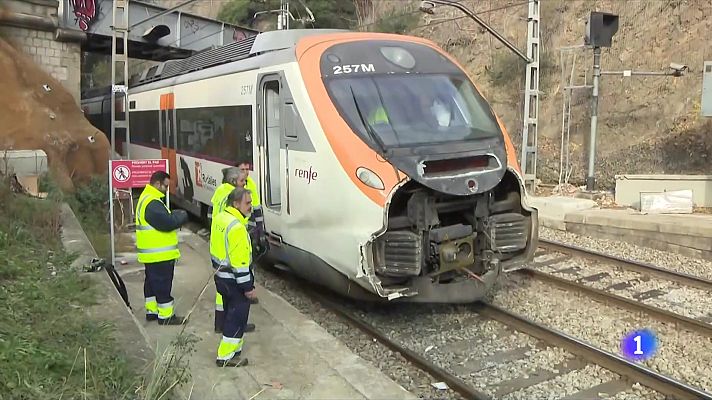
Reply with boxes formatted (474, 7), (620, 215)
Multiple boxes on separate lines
(0, 0), (258, 102)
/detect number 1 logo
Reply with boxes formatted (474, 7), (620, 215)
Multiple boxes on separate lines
(621, 329), (658, 361)
(633, 335), (643, 355)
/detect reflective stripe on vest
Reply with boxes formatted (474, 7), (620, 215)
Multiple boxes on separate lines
(135, 185), (180, 264)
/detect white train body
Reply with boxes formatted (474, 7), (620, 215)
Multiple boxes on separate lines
(82, 29), (538, 303)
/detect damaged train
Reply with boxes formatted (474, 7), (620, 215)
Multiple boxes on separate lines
(81, 29), (538, 303)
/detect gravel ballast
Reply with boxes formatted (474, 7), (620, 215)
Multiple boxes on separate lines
(255, 268), (465, 400)
(493, 274), (712, 393)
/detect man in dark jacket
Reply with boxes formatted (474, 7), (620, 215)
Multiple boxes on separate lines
(136, 171), (190, 325)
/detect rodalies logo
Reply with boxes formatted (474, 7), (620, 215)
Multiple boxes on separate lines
(194, 161), (217, 189)
(195, 161), (203, 187)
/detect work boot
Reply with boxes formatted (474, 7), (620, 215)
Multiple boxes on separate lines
(249, 298), (259, 305)
(216, 356), (248, 368)
(146, 314), (158, 322)
(158, 315), (187, 325)
(245, 323), (255, 333)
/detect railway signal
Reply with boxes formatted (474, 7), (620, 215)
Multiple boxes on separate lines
(582, 12), (687, 192)
(584, 11), (619, 192)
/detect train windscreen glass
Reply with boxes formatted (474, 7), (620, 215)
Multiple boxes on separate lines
(321, 40), (503, 148)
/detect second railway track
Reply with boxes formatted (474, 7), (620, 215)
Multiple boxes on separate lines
(529, 239), (712, 332)
(537, 239), (712, 291)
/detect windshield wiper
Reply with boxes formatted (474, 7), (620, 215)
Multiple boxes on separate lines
(349, 86), (389, 157)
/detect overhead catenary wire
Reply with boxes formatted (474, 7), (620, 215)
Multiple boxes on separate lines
(409, 0), (533, 30)
(355, 0), (532, 31)
(101, 0), (534, 87)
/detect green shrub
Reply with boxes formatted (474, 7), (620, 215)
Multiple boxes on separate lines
(0, 178), (140, 399)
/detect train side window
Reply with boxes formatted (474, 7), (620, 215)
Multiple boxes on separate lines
(174, 105), (253, 165)
(264, 80), (281, 210)
(129, 110), (160, 146)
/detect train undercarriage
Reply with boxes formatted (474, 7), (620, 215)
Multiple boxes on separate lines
(367, 171), (538, 303)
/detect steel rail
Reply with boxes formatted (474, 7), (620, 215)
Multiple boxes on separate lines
(302, 288), (491, 400)
(517, 268), (712, 337)
(475, 303), (712, 400)
(538, 239), (712, 291)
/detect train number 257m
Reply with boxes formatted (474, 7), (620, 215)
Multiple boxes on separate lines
(332, 64), (375, 75)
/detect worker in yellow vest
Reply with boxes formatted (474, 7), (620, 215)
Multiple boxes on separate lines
(135, 171), (189, 325)
(235, 158), (267, 258)
(210, 187), (256, 367)
(368, 105), (389, 125)
(210, 167), (256, 333)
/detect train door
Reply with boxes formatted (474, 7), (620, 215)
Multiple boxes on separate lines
(258, 75), (286, 247)
(159, 93), (178, 194)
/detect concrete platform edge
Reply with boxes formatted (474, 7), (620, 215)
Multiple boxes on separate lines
(59, 203), (190, 400)
(537, 208), (712, 261)
(259, 285), (416, 399)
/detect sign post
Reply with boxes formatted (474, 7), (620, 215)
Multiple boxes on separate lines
(109, 159), (169, 267)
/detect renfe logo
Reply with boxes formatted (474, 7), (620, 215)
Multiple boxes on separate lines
(295, 166), (317, 184)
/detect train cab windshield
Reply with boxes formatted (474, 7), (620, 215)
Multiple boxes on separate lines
(321, 40), (503, 149)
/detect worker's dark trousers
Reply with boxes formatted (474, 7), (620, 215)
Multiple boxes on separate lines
(214, 274), (250, 356)
(211, 261), (225, 332)
(144, 260), (176, 319)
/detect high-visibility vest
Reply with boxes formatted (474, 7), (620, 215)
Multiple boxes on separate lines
(368, 106), (389, 125)
(209, 206), (252, 284)
(245, 176), (260, 207)
(135, 184), (180, 264)
(210, 182), (235, 230)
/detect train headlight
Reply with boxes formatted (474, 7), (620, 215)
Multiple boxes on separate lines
(356, 167), (384, 190)
(379, 46), (415, 69)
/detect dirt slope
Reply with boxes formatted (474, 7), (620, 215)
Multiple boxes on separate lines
(0, 37), (109, 192)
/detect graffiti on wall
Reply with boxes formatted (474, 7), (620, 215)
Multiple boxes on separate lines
(183, 18), (203, 35)
(70, 0), (99, 31)
(62, 0), (256, 50)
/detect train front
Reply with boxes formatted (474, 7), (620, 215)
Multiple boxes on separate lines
(299, 33), (538, 303)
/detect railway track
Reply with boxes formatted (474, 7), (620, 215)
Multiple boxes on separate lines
(285, 270), (712, 400)
(537, 239), (712, 292)
(529, 239), (712, 332)
(187, 222), (712, 399)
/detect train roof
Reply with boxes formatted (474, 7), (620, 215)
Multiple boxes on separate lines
(81, 29), (349, 100)
(81, 28), (443, 100)
(136, 28), (349, 86)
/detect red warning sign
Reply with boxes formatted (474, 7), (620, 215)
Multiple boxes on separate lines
(110, 159), (168, 189)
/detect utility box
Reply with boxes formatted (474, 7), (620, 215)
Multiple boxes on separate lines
(584, 12), (619, 48)
(702, 61), (712, 117)
(0, 150), (49, 198)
